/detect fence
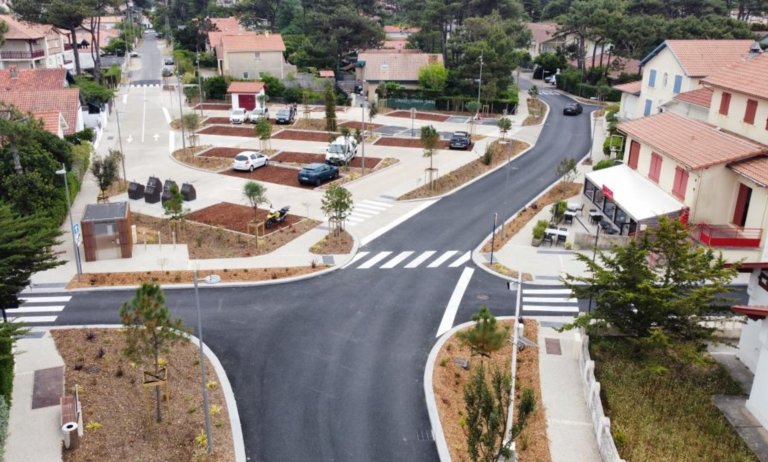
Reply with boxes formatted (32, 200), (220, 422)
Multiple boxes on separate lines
(578, 330), (626, 462)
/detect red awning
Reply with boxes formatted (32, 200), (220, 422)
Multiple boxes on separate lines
(732, 305), (768, 320)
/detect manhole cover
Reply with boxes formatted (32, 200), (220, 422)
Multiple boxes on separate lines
(476, 294), (489, 300)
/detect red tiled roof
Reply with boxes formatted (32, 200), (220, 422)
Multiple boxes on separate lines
(210, 17), (242, 32)
(227, 81), (265, 94)
(221, 33), (286, 52)
(673, 87), (713, 108)
(665, 40), (754, 77)
(732, 305), (768, 320)
(525, 22), (559, 45)
(613, 81), (641, 95)
(0, 68), (67, 91)
(358, 51), (443, 82)
(382, 40), (407, 51)
(701, 52), (768, 101)
(569, 55), (640, 77)
(34, 111), (63, 135)
(618, 111), (766, 170)
(0, 88), (80, 135)
(318, 70), (334, 78)
(383, 25), (420, 34)
(0, 14), (47, 40)
(729, 156), (768, 187)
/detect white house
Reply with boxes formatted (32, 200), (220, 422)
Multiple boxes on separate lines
(0, 15), (67, 70)
(227, 81), (265, 111)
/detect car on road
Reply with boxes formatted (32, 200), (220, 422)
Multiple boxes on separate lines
(544, 74), (557, 84)
(247, 107), (269, 123)
(164, 57), (174, 65)
(232, 151), (268, 172)
(129, 51), (140, 57)
(274, 107), (295, 124)
(230, 108), (247, 124)
(449, 131), (472, 150)
(563, 103), (583, 116)
(298, 163), (339, 186)
(325, 136), (358, 165)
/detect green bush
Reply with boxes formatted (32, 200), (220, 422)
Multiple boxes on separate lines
(197, 51), (217, 68)
(603, 135), (624, 156)
(593, 159), (616, 171)
(532, 219), (549, 239)
(0, 398), (7, 460)
(203, 75), (228, 100)
(260, 73), (285, 98)
(284, 86), (305, 103)
(519, 388), (536, 417)
(64, 128), (95, 145)
(481, 146), (494, 165)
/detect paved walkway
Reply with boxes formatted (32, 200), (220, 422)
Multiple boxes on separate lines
(538, 327), (601, 462)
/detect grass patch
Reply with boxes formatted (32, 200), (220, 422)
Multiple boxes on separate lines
(590, 336), (756, 462)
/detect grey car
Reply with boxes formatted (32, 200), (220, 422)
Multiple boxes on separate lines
(298, 163), (339, 186)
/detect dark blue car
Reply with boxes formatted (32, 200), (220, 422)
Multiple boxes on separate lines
(298, 163), (339, 186)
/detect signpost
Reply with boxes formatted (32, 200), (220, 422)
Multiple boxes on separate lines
(410, 107), (416, 137)
(73, 223), (82, 246)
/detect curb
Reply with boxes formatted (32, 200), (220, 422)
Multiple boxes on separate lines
(472, 110), (599, 282)
(36, 325), (247, 462)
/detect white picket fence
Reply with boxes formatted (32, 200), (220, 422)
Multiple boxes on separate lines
(577, 330), (626, 462)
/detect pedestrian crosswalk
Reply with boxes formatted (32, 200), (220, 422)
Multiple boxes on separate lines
(347, 200), (394, 228)
(520, 285), (580, 315)
(348, 250), (471, 270)
(539, 90), (559, 96)
(6, 293), (71, 324)
(130, 83), (161, 88)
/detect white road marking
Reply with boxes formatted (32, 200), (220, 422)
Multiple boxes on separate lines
(404, 251), (436, 268)
(357, 251), (392, 269)
(9, 316), (58, 324)
(346, 216), (365, 223)
(427, 251), (459, 268)
(162, 107), (172, 124)
(127, 135), (133, 143)
(380, 251), (414, 269)
(523, 296), (578, 303)
(7, 306), (65, 313)
(436, 267), (475, 337)
(141, 85), (147, 142)
(523, 289), (572, 295)
(350, 210), (375, 218)
(448, 251), (471, 268)
(19, 296), (71, 303)
(168, 132), (174, 154)
(346, 252), (369, 267)
(521, 306), (580, 313)
(153, 133), (160, 141)
(357, 201), (390, 211)
(122, 94), (127, 105)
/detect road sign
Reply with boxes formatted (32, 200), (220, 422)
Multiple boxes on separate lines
(72, 223), (82, 246)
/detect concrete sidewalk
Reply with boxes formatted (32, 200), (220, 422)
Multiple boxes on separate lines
(5, 331), (65, 462)
(538, 326), (601, 462)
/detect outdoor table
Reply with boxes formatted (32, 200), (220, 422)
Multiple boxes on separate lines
(567, 201), (582, 212)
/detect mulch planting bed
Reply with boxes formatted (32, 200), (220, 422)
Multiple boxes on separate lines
(197, 125), (259, 137)
(199, 147), (259, 159)
(339, 120), (385, 130)
(310, 230), (354, 254)
(271, 151), (382, 169)
(54, 329), (236, 462)
(186, 202), (302, 234)
(221, 165), (314, 189)
(172, 146), (232, 171)
(194, 102), (230, 110)
(374, 137), (450, 149)
(273, 129), (338, 142)
(386, 110), (450, 122)
(434, 320), (550, 462)
(523, 98), (547, 126)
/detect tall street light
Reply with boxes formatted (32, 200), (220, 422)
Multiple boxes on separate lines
(56, 163), (83, 281)
(193, 270), (219, 454)
(177, 72), (187, 151)
(476, 50), (484, 114)
(503, 273), (523, 453)
(360, 90), (367, 176)
(114, 103), (126, 181)
(196, 44), (204, 118)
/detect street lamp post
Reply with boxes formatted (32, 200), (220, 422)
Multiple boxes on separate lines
(56, 163), (83, 281)
(193, 270), (216, 454)
(477, 50), (484, 111)
(196, 45), (204, 118)
(490, 212), (498, 264)
(114, 104), (127, 181)
(589, 110), (598, 164)
(587, 223), (601, 313)
(360, 93), (366, 176)
(177, 73), (187, 150)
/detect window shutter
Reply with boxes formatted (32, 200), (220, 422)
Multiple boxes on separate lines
(719, 92), (731, 115)
(673, 75), (682, 94)
(628, 141), (640, 169)
(644, 99), (652, 117)
(745, 99), (758, 125)
(648, 69), (656, 87)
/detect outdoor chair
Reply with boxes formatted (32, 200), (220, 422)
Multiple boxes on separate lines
(557, 233), (567, 245)
(542, 233), (554, 246)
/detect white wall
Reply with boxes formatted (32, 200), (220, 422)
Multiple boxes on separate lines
(708, 88), (768, 146)
(619, 93), (638, 120)
(637, 47), (695, 118)
(664, 100), (709, 122)
(225, 51), (284, 79)
(747, 339), (768, 429)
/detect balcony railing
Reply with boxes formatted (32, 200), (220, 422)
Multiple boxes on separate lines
(696, 224), (763, 248)
(64, 43), (73, 51)
(0, 50), (45, 60)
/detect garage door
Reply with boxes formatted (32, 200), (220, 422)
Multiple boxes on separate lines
(239, 94), (256, 110)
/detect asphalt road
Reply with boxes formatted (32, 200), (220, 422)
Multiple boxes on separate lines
(129, 31), (163, 84)
(55, 91), (605, 461)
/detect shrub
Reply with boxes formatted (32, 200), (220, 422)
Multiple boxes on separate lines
(481, 146), (494, 165)
(593, 159), (616, 171)
(260, 73), (285, 98)
(603, 135), (624, 157)
(65, 128), (95, 145)
(203, 75), (228, 100)
(0, 398), (7, 460)
(532, 219), (549, 240)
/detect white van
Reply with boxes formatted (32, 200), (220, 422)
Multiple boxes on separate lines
(325, 136), (358, 165)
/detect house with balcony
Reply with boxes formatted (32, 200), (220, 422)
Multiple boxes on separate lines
(0, 15), (67, 70)
(620, 39), (754, 120)
(215, 32), (289, 79)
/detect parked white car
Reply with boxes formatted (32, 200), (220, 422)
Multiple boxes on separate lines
(232, 151), (268, 171)
(325, 136), (358, 165)
(247, 107), (269, 123)
(230, 108), (247, 124)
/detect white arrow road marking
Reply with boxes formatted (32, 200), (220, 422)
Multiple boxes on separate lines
(436, 267), (475, 337)
(162, 107), (172, 124)
(122, 94), (127, 105)
(127, 135), (133, 143)
(153, 133), (160, 141)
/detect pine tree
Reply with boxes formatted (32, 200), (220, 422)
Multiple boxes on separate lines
(458, 306), (510, 358)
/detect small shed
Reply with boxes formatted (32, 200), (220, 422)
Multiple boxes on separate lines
(318, 69), (334, 79)
(81, 201), (133, 262)
(227, 81), (266, 111)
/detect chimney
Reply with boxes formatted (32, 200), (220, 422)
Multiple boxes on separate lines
(9, 66), (17, 79)
(748, 41), (763, 58)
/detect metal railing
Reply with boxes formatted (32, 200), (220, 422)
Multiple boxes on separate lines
(697, 224), (762, 248)
(0, 49), (45, 60)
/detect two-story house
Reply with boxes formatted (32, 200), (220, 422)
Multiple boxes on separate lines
(0, 15), (67, 70)
(356, 50), (444, 101)
(215, 32), (288, 79)
(617, 40), (754, 120)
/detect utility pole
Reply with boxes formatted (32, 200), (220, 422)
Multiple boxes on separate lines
(177, 73), (186, 151)
(477, 50), (484, 111)
(115, 105), (127, 181)
(361, 93), (366, 176)
(196, 44), (204, 118)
